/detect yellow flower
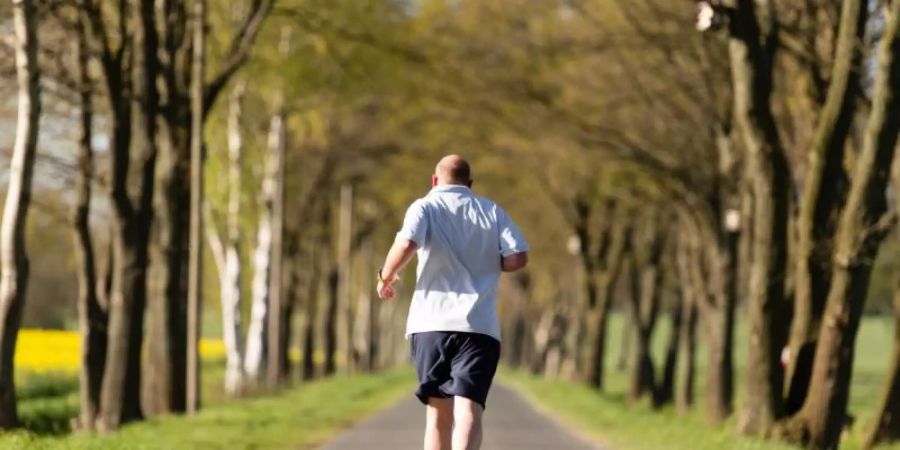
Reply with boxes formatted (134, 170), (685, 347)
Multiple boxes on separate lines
(15, 329), (226, 373)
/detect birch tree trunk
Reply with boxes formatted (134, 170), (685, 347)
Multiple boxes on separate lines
(0, 0), (40, 428)
(782, 2), (900, 447)
(207, 82), (247, 395)
(73, 17), (105, 430)
(244, 134), (276, 383)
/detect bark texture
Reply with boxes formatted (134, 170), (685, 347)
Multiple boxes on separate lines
(0, 0), (40, 428)
(73, 18), (106, 430)
(728, 0), (791, 435)
(783, 2), (900, 447)
(205, 82), (247, 395)
(786, 0), (867, 413)
(186, 0), (206, 414)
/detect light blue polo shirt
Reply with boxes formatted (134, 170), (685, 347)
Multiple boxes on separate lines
(397, 184), (529, 342)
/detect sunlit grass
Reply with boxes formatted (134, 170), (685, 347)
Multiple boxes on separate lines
(503, 315), (899, 450)
(3, 368), (413, 449)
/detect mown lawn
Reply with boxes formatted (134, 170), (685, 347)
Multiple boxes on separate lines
(3, 368), (413, 449)
(502, 315), (899, 450)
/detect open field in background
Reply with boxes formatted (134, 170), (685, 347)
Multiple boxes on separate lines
(12, 328), (340, 436)
(4, 368), (412, 449)
(13, 329), (232, 435)
(502, 314), (898, 450)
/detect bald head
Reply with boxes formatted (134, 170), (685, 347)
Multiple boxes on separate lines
(435, 154), (472, 186)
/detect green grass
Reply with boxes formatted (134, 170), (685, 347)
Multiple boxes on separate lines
(502, 315), (899, 450)
(2, 368), (413, 449)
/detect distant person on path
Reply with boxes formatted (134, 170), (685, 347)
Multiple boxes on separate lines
(376, 155), (529, 450)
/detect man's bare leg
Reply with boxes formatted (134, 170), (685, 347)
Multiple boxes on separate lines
(452, 396), (484, 450)
(425, 397), (453, 450)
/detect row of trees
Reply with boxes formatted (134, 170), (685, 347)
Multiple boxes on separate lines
(0, 0), (279, 431)
(0, 1), (898, 450)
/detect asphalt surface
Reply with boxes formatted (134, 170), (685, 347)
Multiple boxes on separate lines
(317, 383), (602, 450)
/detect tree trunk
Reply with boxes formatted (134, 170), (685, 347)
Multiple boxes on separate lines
(0, 0), (40, 428)
(146, 123), (189, 414)
(245, 102), (286, 382)
(265, 92), (287, 388)
(245, 194), (272, 382)
(278, 255), (300, 382)
(786, 0), (867, 413)
(301, 242), (322, 381)
(73, 18), (106, 430)
(728, 0), (791, 435)
(783, 4), (900, 447)
(627, 222), (664, 404)
(353, 239), (376, 372)
(204, 82), (246, 395)
(706, 235), (737, 424)
(337, 184), (353, 373)
(96, 0), (159, 431)
(676, 283), (697, 414)
(324, 268), (339, 376)
(186, 0), (206, 414)
(656, 293), (682, 406)
(147, 0), (272, 413)
(98, 217), (153, 430)
(586, 218), (628, 389)
(365, 240), (380, 371)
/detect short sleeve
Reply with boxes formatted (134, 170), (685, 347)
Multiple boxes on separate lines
(497, 206), (529, 257)
(396, 199), (428, 247)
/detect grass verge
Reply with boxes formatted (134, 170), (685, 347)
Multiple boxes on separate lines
(500, 315), (899, 450)
(2, 368), (413, 449)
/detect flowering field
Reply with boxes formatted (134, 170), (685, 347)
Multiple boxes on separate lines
(16, 329), (226, 373)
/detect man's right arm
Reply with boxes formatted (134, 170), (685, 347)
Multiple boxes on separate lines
(497, 205), (529, 273)
(501, 251), (528, 272)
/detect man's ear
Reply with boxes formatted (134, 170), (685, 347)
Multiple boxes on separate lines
(432, 175), (438, 187)
(467, 179), (474, 188)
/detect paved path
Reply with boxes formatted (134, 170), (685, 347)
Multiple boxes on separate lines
(317, 384), (602, 450)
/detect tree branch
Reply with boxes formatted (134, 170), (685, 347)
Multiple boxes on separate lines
(203, 0), (274, 116)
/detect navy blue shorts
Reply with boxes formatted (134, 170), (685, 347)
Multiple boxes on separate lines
(410, 331), (501, 409)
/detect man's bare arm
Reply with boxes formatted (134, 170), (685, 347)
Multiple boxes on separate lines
(501, 252), (528, 272)
(381, 239), (418, 281)
(376, 239), (418, 299)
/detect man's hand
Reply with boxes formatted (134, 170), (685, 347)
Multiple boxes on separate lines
(377, 280), (396, 300)
(376, 239), (418, 300)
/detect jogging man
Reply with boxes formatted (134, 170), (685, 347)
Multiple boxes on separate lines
(376, 155), (529, 450)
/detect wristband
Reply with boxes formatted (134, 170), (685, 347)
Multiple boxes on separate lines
(377, 268), (398, 284)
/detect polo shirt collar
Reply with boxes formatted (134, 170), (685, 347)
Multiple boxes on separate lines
(431, 184), (471, 194)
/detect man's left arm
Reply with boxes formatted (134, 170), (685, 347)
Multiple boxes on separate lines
(498, 206), (530, 272)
